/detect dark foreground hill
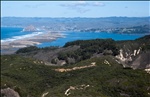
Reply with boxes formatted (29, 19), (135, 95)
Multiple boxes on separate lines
(1, 35), (150, 97)
(1, 55), (150, 97)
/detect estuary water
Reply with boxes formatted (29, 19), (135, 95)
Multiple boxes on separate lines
(37, 31), (145, 47)
(1, 27), (144, 48)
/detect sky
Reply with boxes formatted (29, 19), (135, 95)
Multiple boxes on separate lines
(1, 1), (150, 17)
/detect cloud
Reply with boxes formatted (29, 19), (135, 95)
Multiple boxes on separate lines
(60, 1), (105, 7)
(24, 3), (46, 8)
(65, 6), (90, 14)
(60, 1), (105, 13)
(75, 1), (87, 6)
(60, 1), (87, 7)
(76, 8), (90, 13)
(92, 2), (105, 6)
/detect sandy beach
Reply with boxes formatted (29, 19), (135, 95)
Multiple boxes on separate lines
(1, 31), (65, 54)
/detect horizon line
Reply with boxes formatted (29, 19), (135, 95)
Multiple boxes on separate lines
(2, 16), (150, 18)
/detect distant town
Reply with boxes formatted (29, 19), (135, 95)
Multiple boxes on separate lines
(2, 17), (150, 34)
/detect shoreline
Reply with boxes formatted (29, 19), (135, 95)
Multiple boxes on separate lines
(1, 31), (65, 55)
(1, 29), (147, 55)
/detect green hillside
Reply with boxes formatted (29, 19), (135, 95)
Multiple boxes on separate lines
(1, 54), (150, 97)
(1, 35), (150, 97)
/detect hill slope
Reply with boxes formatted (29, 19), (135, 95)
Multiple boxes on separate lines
(1, 55), (150, 97)
(16, 35), (150, 69)
(1, 35), (150, 97)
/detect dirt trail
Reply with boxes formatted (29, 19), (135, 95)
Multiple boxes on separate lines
(55, 62), (96, 72)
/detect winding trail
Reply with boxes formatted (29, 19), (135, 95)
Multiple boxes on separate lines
(54, 62), (96, 72)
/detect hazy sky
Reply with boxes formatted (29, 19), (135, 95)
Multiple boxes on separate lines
(1, 1), (150, 17)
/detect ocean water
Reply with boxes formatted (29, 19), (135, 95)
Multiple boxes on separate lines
(1, 27), (43, 42)
(1, 27), (24, 39)
(1, 27), (144, 47)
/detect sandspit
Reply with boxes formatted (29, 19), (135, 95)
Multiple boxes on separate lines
(1, 31), (65, 54)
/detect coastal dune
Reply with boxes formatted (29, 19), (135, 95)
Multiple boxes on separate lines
(1, 31), (64, 54)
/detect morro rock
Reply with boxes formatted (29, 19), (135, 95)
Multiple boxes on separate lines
(23, 25), (37, 32)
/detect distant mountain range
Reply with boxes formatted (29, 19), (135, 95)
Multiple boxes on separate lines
(81, 24), (150, 34)
(2, 17), (150, 33)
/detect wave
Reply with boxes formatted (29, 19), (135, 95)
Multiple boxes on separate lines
(1, 31), (43, 43)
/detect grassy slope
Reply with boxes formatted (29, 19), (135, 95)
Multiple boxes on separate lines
(1, 55), (150, 97)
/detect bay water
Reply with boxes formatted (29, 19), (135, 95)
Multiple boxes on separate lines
(1, 27), (144, 48)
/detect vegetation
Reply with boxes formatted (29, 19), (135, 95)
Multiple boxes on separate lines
(58, 39), (119, 64)
(15, 35), (150, 67)
(1, 55), (150, 97)
(16, 46), (39, 54)
(1, 35), (150, 97)
(136, 35), (150, 51)
(16, 46), (59, 54)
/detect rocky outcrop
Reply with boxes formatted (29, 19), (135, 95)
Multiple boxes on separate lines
(65, 84), (90, 96)
(145, 69), (150, 74)
(41, 92), (49, 97)
(23, 25), (37, 32)
(1, 88), (20, 97)
(116, 48), (150, 69)
(131, 51), (150, 69)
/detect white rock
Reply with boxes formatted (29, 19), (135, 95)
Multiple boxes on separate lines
(133, 50), (137, 56)
(41, 92), (49, 97)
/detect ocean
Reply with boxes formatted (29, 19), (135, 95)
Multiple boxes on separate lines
(1, 27), (43, 43)
(1, 27), (144, 48)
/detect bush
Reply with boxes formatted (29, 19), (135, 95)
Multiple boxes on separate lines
(16, 46), (39, 54)
(51, 58), (57, 64)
